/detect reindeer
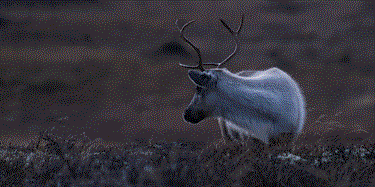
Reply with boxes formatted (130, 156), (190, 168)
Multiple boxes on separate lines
(176, 15), (306, 156)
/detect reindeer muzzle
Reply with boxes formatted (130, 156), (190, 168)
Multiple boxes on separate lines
(184, 108), (207, 124)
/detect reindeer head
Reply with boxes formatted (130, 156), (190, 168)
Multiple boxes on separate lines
(183, 70), (220, 123)
(176, 15), (244, 124)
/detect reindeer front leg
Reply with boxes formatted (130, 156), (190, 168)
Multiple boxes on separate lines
(218, 117), (232, 144)
(219, 118), (251, 146)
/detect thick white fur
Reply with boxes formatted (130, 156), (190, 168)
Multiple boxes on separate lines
(212, 67), (305, 145)
(184, 67), (305, 150)
(182, 67), (305, 147)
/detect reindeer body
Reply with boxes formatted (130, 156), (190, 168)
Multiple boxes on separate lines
(176, 15), (305, 153)
(184, 68), (305, 150)
(221, 68), (304, 148)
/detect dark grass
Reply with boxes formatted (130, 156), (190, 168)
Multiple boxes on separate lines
(0, 126), (373, 186)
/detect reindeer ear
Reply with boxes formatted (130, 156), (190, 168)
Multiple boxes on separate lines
(188, 70), (212, 88)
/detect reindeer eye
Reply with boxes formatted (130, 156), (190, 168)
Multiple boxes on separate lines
(196, 86), (202, 92)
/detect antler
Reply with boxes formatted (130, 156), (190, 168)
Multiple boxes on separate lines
(175, 20), (205, 72)
(176, 14), (244, 72)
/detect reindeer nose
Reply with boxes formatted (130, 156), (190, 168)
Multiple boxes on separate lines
(184, 108), (206, 124)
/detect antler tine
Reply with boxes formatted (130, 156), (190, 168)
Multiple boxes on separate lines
(220, 19), (234, 35)
(176, 19), (205, 72)
(237, 14), (245, 35)
(216, 14), (244, 68)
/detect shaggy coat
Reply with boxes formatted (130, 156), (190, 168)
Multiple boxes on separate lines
(183, 67), (305, 151)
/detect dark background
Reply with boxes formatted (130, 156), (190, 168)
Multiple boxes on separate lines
(0, 1), (373, 150)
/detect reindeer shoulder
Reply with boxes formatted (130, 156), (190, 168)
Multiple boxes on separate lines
(236, 70), (259, 77)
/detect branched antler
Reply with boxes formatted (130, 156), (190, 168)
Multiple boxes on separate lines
(175, 19), (205, 71)
(176, 14), (244, 71)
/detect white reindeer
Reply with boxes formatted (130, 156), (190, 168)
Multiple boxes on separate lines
(176, 15), (305, 154)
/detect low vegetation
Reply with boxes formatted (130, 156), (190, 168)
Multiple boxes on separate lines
(0, 127), (373, 186)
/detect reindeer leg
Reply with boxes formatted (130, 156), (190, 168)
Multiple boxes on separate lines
(218, 118), (232, 144)
(239, 132), (249, 146)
